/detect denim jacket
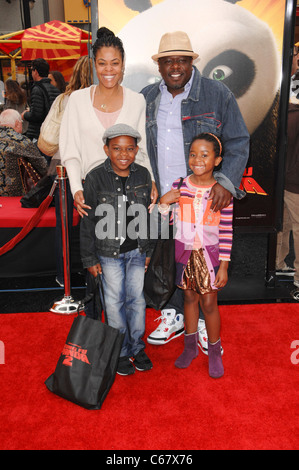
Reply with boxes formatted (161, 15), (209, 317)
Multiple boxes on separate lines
(80, 158), (154, 268)
(141, 66), (250, 199)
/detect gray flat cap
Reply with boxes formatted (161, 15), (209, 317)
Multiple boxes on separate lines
(102, 124), (141, 144)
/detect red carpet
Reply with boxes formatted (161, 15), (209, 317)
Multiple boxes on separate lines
(0, 304), (298, 450)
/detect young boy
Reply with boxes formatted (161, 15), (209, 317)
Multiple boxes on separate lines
(80, 124), (154, 376)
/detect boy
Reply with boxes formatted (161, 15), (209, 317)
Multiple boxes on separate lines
(80, 124), (154, 376)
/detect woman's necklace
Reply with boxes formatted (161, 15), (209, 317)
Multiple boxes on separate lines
(96, 85), (121, 112)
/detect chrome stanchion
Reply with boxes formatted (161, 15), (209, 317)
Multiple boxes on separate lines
(50, 165), (79, 314)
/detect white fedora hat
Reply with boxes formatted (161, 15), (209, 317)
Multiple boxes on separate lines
(152, 31), (199, 62)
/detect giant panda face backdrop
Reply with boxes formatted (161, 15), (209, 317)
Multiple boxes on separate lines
(119, 0), (280, 135)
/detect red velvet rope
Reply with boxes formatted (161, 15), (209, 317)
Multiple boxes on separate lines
(0, 195), (54, 256)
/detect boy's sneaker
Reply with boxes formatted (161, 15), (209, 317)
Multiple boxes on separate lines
(117, 356), (135, 376)
(276, 265), (295, 276)
(55, 277), (64, 288)
(147, 309), (184, 345)
(294, 280), (299, 288)
(130, 350), (153, 371)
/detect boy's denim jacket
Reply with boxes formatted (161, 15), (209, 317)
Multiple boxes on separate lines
(80, 158), (155, 268)
(141, 66), (250, 199)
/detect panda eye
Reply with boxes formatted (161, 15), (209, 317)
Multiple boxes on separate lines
(202, 50), (255, 99)
(210, 65), (233, 82)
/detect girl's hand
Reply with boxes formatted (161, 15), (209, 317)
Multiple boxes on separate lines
(213, 262), (229, 288)
(160, 189), (181, 205)
(74, 190), (91, 218)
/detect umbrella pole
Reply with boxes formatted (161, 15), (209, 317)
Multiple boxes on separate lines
(50, 165), (79, 315)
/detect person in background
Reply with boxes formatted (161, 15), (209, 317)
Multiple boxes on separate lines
(276, 100), (299, 290)
(48, 71), (67, 93)
(22, 58), (60, 141)
(3, 79), (28, 133)
(141, 31), (249, 353)
(0, 109), (47, 196)
(290, 45), (299, 100)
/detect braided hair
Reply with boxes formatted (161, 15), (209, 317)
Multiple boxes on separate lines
(92, 27), (125, 62)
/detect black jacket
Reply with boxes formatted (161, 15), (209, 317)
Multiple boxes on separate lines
(285, 103), (299, 194)
(80, 158), (155, 268)
(24, 78), (60, 140)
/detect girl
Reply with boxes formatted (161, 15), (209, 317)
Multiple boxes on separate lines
(158, 133), (233, 378)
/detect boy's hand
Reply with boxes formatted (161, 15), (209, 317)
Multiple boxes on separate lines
(74, 190), (91, 218)
(160, 188), (181, 205)
(145, 257), (151, 272)
(87, 263), (102, 277)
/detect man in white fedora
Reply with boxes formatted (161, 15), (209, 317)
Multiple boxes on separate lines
(141, 31), (249, 352)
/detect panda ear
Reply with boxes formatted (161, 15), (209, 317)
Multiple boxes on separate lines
(124, 0), (152, 12)
(223, 0), (241, 3)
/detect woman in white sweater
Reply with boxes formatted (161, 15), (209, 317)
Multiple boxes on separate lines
(60, 27), (156, 217)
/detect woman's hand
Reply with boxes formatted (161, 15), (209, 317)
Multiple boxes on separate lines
(74, 190), (91, 218)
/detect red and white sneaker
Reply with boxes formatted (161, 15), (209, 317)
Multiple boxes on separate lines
(147, 309), (184, 345)
(198, 319), (223, 356)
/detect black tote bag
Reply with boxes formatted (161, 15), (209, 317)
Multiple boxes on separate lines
(45, 276), (124, 410)
(144, 177), (184, 310)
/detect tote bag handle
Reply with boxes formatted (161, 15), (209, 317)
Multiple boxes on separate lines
(77, 274), (108, 324)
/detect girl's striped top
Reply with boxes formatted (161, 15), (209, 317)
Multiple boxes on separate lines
(172, 175), (233, 262)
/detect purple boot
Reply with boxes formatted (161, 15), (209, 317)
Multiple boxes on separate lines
(175, 332), (199, 368)
(208, 339), (224, 378)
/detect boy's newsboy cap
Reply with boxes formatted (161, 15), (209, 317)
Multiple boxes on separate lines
(102, 124), (141, 144)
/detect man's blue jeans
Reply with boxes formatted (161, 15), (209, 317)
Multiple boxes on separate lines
(99, 248), (146, 358)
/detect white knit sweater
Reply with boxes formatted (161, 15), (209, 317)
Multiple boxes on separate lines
(59, 85), (154, 197)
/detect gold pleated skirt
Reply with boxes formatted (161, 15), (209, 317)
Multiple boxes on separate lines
(180, 248), (217, 295)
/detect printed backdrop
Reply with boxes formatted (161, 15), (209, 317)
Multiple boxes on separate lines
(97, 0), (292, 230)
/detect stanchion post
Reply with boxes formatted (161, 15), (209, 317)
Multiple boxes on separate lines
(50, 165), (79, 315)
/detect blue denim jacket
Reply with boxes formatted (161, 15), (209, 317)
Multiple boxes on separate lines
(80, 158), (154, 268)
(141, 66), (250, 199)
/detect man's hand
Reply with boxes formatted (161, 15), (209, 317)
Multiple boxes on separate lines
(209, 183), (232, 212)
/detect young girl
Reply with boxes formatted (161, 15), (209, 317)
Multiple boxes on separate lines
(158, 133), (233, 378)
